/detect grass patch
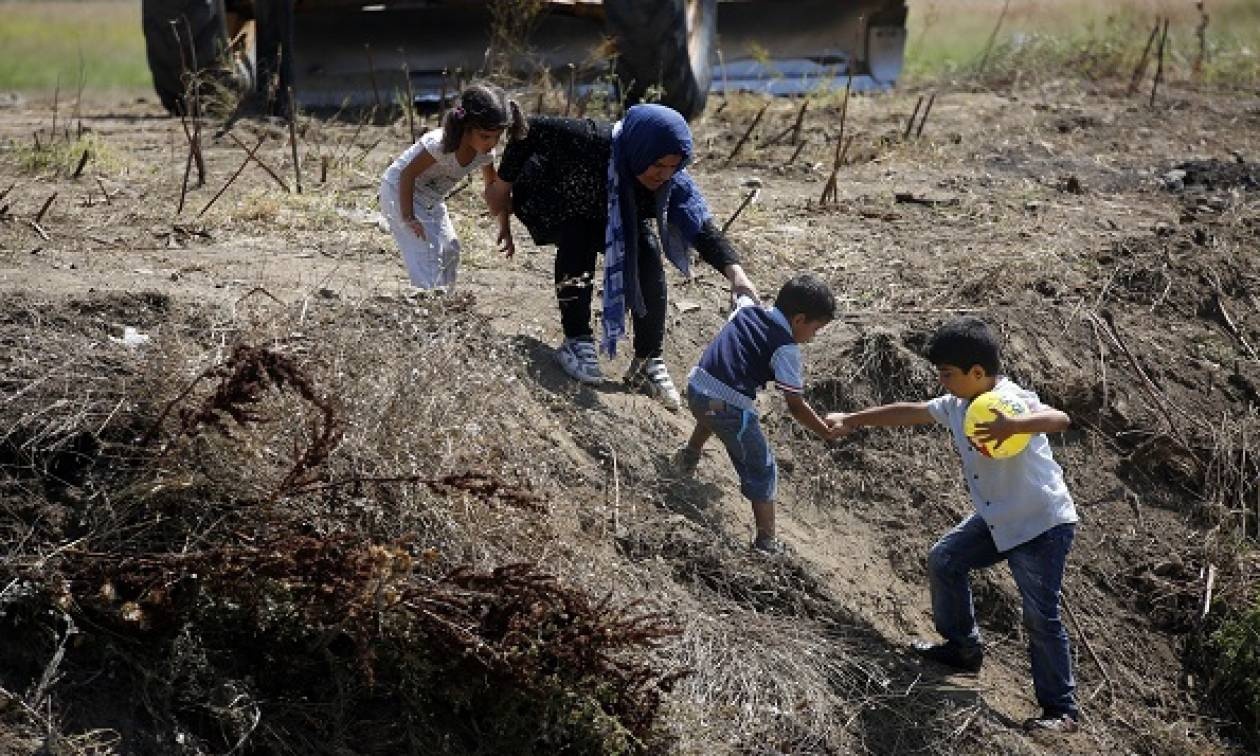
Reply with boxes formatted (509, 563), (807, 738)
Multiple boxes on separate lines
(0, 0), (150, 93)
(10, 131), (125, 176)
(904, 0), (1260, 86)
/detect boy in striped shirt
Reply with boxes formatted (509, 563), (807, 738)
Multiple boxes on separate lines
(676, 272), (842, 553)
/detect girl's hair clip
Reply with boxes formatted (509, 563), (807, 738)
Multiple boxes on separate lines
(451, 105), (466, 118)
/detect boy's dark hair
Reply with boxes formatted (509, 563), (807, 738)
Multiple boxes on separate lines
(440, 83), (528, 152)
(925, 316), (1001, 375)
(774, 273), (836, 321)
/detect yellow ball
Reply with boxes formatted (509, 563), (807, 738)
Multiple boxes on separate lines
(963, 391), (1032, 459)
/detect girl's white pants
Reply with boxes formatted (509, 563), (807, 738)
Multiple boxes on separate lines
(378, 182), (460, 289)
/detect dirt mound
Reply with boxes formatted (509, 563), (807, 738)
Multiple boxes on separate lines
(3, 81), (1260, 753)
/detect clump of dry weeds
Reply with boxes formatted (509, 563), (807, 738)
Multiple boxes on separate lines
(0, 290), (684, 754)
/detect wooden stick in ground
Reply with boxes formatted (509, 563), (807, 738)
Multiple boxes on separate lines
(818, 135), (853, 205)
(1200, 563), (1217, 621)
(365, 44), (382, 110)
(402, 61), (417, 142)
(1062, 594), (1114, 702)
(181, 15), (206, 183)
(1150, 17), (1170, 108)
(762, 99), (809, 147)
(1193, 2), (1209, 79)
(976, 0), (1011, 76)
(226, 131), (290, 191)
(903, 94), (924, 139)
(71, 150), (90, 179)
(818, 75), (854, 204)
(50, 74), (60, 145)
(95, 177), (111, 205)
(177, 135), (194, 214)
(198, 134), (267, 218)
(786, 140), (807, 166)
(565, 63), (576, 117)
(720, 188), (760, 234)
(725, 100), (770, 165)
(288, 87), (303, 194)
(915, 92), (936, 138)
(34, 193), (57, 224)
(1128, 19), (1162, 96)
(836, 72), (853, 151)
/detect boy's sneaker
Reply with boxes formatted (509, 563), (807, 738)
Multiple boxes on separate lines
(751, 535), (785, 555)
(672, 445), (702, 477)
(910, 639), (984, 673)
(624, 357), (681, 411)
(555, 337), (603, 385)
(1023, 711), (1079, 734)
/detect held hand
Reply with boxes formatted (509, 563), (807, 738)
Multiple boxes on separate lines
(405, 218), (427, 240)
(824, 412), (856, 438)
(497, 224), (516, 259)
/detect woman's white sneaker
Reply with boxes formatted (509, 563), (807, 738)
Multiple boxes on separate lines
(625, 357), (681, 411)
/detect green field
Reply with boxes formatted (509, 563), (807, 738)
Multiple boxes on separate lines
(0, 0), (1256, 95)
(0, 0), (149, 93)
(903, 0), (1260, 82)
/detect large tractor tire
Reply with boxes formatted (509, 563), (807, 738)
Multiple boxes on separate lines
(142, 0), (229, 115)
(604, 0), (716, 121)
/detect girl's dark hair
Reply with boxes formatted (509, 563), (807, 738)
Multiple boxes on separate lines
(439, 83), (527, 152)
(925, 316), (1002, 375)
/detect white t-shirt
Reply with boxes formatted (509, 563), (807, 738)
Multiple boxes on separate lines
(926, 377), (1078, 551)
(381, 128), (495, 213)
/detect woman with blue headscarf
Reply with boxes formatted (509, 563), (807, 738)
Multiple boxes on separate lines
(486, 104), (759, 411)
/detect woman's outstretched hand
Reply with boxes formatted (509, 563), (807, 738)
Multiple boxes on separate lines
(484, 179), (513, 217)
(724, 263), (760, 303)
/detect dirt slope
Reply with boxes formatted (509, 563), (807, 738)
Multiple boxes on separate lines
(1, 81), (1258, 753)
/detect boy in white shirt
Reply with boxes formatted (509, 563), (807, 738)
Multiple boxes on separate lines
(830, 316), (1080, 734)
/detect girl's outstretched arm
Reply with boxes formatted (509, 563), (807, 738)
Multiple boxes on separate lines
(482, 164), (515, 258)
(396, 148), (437, 239)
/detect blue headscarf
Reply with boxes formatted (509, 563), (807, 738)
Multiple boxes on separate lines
(601, 104), (713, 356)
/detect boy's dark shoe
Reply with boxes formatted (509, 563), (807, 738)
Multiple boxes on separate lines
(1023, 711), (1079, 734)
(671, 445), (701, 477)
(751, 535), (785, 555)
(910, 639), (984, 673)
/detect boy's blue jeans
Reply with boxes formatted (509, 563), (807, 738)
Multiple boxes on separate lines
(927, 514), (1077, 717)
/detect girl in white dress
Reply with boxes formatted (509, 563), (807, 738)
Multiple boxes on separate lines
(379, 83), (525, 289)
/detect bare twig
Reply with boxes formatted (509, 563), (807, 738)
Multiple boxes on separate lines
(1199, 563), (1217, 621)
(1193, 2), (1210, 79)
(565, 63), (576, 117)
(762, 99), (808, 147)
(198, 135), (267, 218)
(976, 0), (1011, 76)
(914, 92), (936, 139)
(1128, 19), (1162, 96)
(720, 188), (760, 234)
(288, 87), (303, 194)
(726, 101), (769, 165)
(402, 61), (417, 142)
(34, 193), (57, 224)
(1208, 271), (1259, 360)
(785, 140), (807, 166)
(72, 149), (90, 179)
(903, 95), (924, 139)
(365, 44), (382, 110)
(1062, 595), (1114, 703)
(226, 131), (291, 192)
(1150, 18), (1170, 108)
